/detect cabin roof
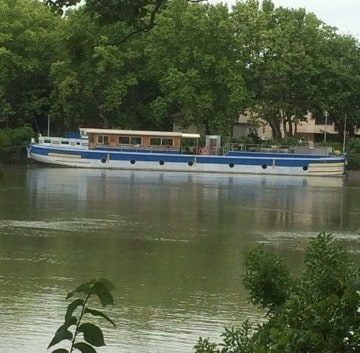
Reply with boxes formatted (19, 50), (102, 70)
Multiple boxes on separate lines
(80, 128), (200, 139)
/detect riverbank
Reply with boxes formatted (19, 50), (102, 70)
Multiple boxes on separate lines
(0, 146), (28, 165)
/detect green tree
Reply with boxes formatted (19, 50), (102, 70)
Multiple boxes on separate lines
(313, 34), (360, 137)
(44, 0), (81, 15)
(143, 0), (248, 136)
(44, 0), (206, 41)
(194, 233), (360, 353)
(49, 8), (140, 129)
(0, 0), (61, 130)
(231, 0), (354, 140)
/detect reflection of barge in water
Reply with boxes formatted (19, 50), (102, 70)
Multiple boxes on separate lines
(27, 128), (347, 176)
(26, 168), (346, 231)
(26, 168), (345, 192)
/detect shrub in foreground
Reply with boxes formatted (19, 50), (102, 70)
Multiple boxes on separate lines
(194, 233), (360, 353)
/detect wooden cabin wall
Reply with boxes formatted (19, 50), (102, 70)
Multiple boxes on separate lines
(173, 137), (180, 148)
(88, 134), (95, 149)
(109, 134), (117, 145)
(142, 136), (150, 146)
(88, 133), (182, 149)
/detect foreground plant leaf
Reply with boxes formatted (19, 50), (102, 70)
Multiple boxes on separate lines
(78, 322), (105, 347)
(51, 349), (69, 353)
(92, 279), (114, 307)
(48, 325), (73, 349)
(84, 308), (116, 327)
(73, 342), (97, 353)
(66, 280), (96, 299)
(65, 298), (84, 322)
(49, 278), (115, 352)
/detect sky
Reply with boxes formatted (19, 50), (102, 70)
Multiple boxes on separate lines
(207, 0), (360, 38)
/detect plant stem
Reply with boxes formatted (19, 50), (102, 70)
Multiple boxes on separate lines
(69, 283), (95, 353)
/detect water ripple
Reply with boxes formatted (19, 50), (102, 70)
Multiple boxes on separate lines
(0, 218), (127, 234)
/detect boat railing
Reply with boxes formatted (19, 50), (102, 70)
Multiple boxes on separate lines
(225, 143), (294, 153)
(225, 143), (336, 155)
(35, 136), (89, 149)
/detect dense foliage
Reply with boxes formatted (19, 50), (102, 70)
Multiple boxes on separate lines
(194, 233), (360, 353)
(1, 0), (360, 140)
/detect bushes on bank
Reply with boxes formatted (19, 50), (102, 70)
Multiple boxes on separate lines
(347, 153), (360, 170)
(0, 126), (33, 149)
(0, 126), (34, 164)
(346, 138), (360, 170)
(347, 138), (360, 153)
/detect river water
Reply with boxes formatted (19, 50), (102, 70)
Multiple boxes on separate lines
(0, 167), (359, 353)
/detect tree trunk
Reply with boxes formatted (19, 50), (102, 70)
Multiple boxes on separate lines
(269, 120), (282, 140)
(287, 117), (293, 136)
(95, 99), (109, 128)
(99, 110), (109, 129)
(282, 119), (288, 137)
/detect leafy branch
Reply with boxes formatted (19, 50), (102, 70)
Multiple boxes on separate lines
(48, 278), (116, 353)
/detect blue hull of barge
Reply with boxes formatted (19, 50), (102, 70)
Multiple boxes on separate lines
(28, 144), (347, 177)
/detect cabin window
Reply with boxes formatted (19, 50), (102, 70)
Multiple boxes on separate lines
(97, 135), (109, 145)
(61, 141), (70, 145)
(150, 138), (161, 146)
(162, 138), (173, 146)
(130, 137), (141, 145)
(150, 137), (173, 147)
(118, 136), (141, 145)
(119, 136), (130, 144)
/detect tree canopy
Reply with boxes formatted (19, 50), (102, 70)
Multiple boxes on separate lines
(0, 0), (61, 129)
(1, 0), (359, 139)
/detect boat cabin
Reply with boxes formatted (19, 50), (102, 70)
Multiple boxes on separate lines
(80, 128), (200, 153)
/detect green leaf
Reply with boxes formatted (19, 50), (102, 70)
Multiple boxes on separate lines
(84, 308), (116, 327)
(51, 349), (69, 353)
(270, 327), (280, 338)
(65, 298), (84, 322)
(64, 315), (77, 328)
(73, 342), (97, 353)
(78, 322), (105, 347)
(92, 280), (114, 307)
(97, 278), (115, 291)
(48, 325), (73, 349)
(66, 280), (96, 299)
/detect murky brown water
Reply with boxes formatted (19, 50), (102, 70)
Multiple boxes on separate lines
(0, 167), (359, 352)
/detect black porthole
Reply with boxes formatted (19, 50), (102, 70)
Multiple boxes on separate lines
(101, 158), (106, 163)
(229, 162), (235, 168)
(159, 160), (165, 165)
(261, 164), (267, 169)
(130, 159), (136, 164)
(303, 165), (308, 171)
(188, 161), (193, 166)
